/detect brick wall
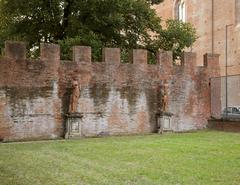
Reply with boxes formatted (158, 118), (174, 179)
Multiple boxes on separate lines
(208, 119), (240, 132)
(0, 42), (62, 141)
(153, 0), (240, 76)
(0, 41), (220, 141)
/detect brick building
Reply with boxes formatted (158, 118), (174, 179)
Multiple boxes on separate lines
(153, 0), (240, 75)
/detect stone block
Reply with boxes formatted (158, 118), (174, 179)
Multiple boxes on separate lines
(5, 41), (26, 60)
(73, 46), (91, 63)
(204, 53), (220, 78)
(40, 43), (60, 61)
(102, 48), (120, 64)
(157, 50), (173, 66)
(132, 49), (148, 65)
(204, 53), (220, 67)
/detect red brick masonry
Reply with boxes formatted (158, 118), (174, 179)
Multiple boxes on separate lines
(208, 119), (240, 132)
(0, 41), (220, 141)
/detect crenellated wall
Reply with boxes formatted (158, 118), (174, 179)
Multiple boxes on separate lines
(0, 41), (62, 141)
(0, 41), (220, 141)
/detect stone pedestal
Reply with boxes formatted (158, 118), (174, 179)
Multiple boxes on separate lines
(65, 113), (83, 139)
(156, 112), (173, 133)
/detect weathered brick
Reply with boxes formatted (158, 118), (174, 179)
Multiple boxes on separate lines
(103, 48), (120, 64)
(73, 46), (91, 63)
(5, 41), (26, 60)
(0, 42), (221, 141)
(132, 49), (148, 65)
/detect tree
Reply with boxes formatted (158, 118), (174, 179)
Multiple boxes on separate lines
(148, 19), (197, 60)
(0, 0), (196, 61)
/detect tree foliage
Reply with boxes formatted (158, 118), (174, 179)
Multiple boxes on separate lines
(149, 19), (197, 60)
(0, 0), (196, 60)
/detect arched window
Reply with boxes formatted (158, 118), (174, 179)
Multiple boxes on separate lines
(175, 0), (186, 22)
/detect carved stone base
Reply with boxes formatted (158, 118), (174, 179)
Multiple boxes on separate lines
(65, 113), (83, 139)
(156, 111), (173, 134)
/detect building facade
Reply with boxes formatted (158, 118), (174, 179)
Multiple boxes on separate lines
(154, 0), (240, 75)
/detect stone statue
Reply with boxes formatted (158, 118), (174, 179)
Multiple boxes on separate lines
(162, 82), (169, 112)
(160, 82), (169, 112)
(158, 81), (172, 134)
(69, 80), (80, 113)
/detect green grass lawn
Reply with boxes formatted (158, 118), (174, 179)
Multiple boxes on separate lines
(0, 131), (240, 185)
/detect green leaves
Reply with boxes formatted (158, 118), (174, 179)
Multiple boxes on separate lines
(0, 0), (196, 61)
(147, 0), (164, 5)
(149, 19), (197, 60)
(59, 31), (103, 61)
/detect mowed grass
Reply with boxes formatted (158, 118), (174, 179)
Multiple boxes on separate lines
(0, 131), (240, 185)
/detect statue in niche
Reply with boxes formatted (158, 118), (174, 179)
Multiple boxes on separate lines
(157, 81), (173, 134)
(160, 81), (169, 112)
(69, 80), (80, 113)
(163, 82), (169, 112)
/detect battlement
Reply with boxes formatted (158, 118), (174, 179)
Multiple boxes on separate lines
(0, 41), (221, 141)
(3, 41), (60, 61)
(2, 41), (218, 69)
(0, 41), (220, 88)
(4, 41), (27, 60)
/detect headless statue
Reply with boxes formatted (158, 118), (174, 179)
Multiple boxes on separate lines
(69, 80), (80, 113)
